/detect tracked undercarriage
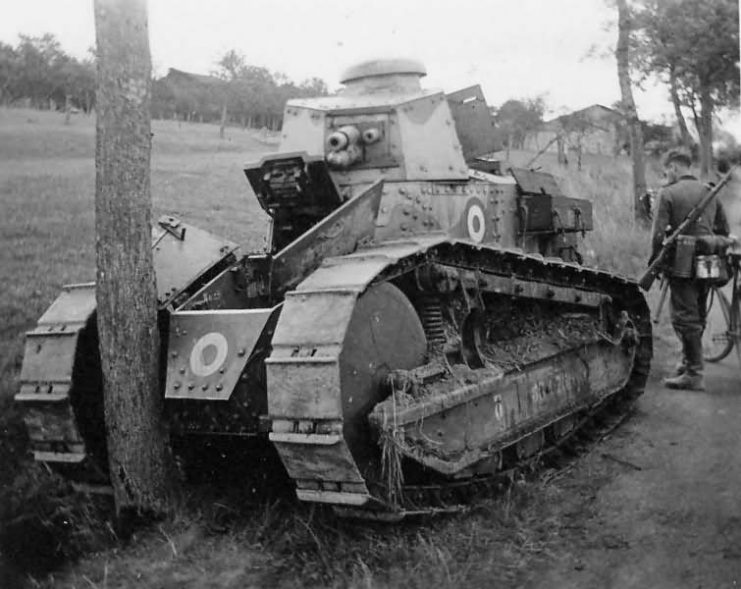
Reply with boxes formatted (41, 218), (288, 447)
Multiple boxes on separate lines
(16, 58), (651, 519)
(267, 239), (650, 517)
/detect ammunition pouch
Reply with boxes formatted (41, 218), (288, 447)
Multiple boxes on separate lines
(695, 254), (730, 286)
(671, 235), (696, 278)
(670, 234), (733, 285)
(696, 235), (734, 285)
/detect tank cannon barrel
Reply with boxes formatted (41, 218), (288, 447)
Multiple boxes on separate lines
(327, 125), (360, 151)
(326, 125), (362, 169)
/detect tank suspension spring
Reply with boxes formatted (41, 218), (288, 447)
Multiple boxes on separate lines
(419, 295), (446, 349)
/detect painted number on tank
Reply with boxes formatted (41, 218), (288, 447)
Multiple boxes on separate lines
(189, 332), (229, 377)
(466, 201), (487, 243)
(493, 395), (504, 420)
(531, 383), (549, 404)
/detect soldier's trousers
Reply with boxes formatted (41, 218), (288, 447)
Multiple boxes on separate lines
(669, 278), (709, 376)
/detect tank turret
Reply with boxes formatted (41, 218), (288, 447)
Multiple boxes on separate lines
(280, 58), (469, 186)
(249, 58), (592, 260)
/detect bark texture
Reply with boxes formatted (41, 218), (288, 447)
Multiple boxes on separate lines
(669, 68), (692, 152)
(219, 100), (227, 139)
(616, 0), (649, 225)
(697, 89), (714, 180)
(94, 0), (173, 515)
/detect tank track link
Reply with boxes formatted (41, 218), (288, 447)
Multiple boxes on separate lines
(267, 236), (652, 518)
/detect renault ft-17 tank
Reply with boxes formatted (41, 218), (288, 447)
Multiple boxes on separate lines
(16, 59), (652, 518)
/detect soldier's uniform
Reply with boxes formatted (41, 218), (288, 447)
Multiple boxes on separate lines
(651, 174), (730, 388)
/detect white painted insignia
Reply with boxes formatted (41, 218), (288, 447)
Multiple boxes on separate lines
(189, 332), (229, 377)
(466, 203), (486, 243)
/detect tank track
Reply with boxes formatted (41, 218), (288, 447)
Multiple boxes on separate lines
(268, 236), (652, 518)
(338, 392), (639, 521)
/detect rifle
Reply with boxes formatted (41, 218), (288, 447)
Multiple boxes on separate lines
(638, 165), (738, 291)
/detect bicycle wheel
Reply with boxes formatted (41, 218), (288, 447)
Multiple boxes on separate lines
(703, 287), (734, 362)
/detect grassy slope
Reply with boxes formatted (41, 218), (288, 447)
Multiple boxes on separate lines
(1, 108), (718, 587)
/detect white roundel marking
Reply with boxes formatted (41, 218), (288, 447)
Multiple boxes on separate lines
(189, 332), (229, 377)
(467, 203), (486, 243)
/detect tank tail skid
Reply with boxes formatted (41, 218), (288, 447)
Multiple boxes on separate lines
(14, 283), (106, 477)
(15, 218), (239, 478)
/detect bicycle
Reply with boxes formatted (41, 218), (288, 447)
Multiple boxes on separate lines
(703, 250), (741, 363)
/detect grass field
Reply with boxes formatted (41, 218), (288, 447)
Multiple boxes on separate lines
(0, 106), (730, 588)
(0, 108), (275, 402)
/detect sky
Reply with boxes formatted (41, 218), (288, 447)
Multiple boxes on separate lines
(0, 0), (736, 126)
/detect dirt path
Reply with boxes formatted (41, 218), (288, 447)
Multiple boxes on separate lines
(527, 357), (741, 588)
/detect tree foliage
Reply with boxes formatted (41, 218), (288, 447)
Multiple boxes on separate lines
(493, 97), (546, 150)
(151, 49), (328, 129)
(631, 0), (740, 177)
(0, 34), (95, 111)
(0, 34), (328, 131)
(633, 0), (739, 105)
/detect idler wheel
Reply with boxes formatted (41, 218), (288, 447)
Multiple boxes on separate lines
(339, 283), (426, 459)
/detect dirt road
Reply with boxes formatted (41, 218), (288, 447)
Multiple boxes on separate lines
(527, 356), (741, 588)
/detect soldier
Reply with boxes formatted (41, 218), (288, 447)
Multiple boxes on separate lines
(650, 151), (730, 391)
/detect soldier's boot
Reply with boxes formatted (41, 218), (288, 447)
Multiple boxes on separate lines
(663, 372), (705, 391)
(664, 332), (705, 391)
(670, 360), (687, 377)
(668, 330), (688, 377)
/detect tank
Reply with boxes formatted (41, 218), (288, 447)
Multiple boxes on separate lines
(15, 59), (652, 519)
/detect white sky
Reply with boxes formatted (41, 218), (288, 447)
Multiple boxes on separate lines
(0, 0), (735, 125)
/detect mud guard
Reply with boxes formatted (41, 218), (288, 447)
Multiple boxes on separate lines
(165, 306), (281, 401)
(271, 179), (384, 297)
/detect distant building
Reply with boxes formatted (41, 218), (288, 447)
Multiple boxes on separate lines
(162, 68), (223, 89)
(524, 104), (627, 157)
(153, 68), (225, 122)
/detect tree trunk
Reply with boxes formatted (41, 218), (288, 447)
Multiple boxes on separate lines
(64, 94), (71, 125)
(669, 68), (692, 151)
(219, 100), (227, 139)
(557, 134), (567, 166)
(94, 0), (174, 516)
(576, 134), (583, 171)
(616, 0), (649, 225)
(697, 88), (714, 180)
